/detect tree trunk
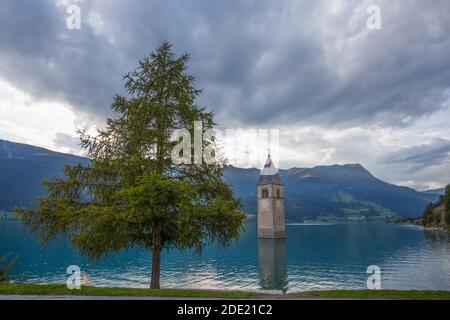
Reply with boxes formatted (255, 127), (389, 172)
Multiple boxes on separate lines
(150, 226), (162, 289)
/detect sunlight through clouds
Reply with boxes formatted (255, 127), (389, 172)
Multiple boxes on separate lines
(0, 79), (84, 155)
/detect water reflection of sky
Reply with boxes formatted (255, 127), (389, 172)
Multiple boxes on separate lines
(1, 219), (450, 291)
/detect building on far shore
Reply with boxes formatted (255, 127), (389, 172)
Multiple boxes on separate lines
(257, 153), (286, 239)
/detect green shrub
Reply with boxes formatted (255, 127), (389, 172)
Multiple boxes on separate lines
(0, 252), (19, 282)
(444, 185), (450, 225)
(422, 203), (435, 226)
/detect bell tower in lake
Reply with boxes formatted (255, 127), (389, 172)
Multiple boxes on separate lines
(257, 152), (285, 239)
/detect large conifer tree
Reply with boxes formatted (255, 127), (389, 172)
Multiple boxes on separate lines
(18, 42), (245, 289)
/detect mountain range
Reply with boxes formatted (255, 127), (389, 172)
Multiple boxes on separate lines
(224, 165), (440, 221)
(0, 139), (441, 222)
(0, 139), (88, 211)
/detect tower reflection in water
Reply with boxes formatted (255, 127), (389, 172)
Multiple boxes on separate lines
(258, 238), (288, 291)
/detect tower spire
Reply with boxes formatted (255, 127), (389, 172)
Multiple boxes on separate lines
(257, 149), (285, 239)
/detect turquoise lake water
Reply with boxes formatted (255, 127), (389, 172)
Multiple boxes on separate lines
(1, 217), (450, 291)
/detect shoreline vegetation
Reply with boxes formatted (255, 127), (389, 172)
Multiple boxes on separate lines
(419, 184), (450, 231)
(397, 184), (449, 231)
(1, 283), (450, 299)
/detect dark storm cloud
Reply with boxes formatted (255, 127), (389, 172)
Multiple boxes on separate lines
(0, 0), (450, 127)
(384, 139), (450, 170)
(0, 0), (128, 120)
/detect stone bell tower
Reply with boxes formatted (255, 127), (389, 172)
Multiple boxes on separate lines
(257, 152), (285, 239)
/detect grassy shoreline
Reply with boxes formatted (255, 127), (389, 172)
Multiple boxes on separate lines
(1, 283), (450, 299)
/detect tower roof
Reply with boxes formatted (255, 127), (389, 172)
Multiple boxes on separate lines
(258, 154), (283, 186)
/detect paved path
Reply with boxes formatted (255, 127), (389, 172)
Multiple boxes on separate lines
(0, 295), (374, 300)
(0, 295), (218, 300)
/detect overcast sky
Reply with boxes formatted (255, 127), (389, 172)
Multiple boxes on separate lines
(0, 0), (449, 190)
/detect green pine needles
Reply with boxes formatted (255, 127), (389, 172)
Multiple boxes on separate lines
(16, 42), (245, 289)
